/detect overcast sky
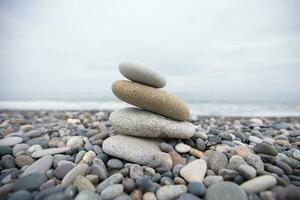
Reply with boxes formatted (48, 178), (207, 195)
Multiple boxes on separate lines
(0, 0), (300, 103)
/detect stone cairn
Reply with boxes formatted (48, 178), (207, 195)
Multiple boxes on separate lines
(103, 62), (197, 165)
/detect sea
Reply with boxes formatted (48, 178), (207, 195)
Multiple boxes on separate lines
(0, 100), (299, 117)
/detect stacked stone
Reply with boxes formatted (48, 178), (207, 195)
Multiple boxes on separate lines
(103, 62), (196, 165)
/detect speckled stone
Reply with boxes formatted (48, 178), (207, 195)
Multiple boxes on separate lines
(240, 175), (277, 193)
(175, 143), (191, 153)
(119, 62), (166, 88)
(156, 185), (187, 200)
(112, 80), (189, 121)
(15, 155), (35, 168)
(180, 159), (207, 182)
(100, 184), (124, 200)
(253, 143), (278, 156)
(0, 137), (23, 147)
(7, 190), (33, 200)
(31, 147), (71, 158)
(96, 173), (123, 193)
(102, 135), (161, 165)
(13, 173), (47, 192)
(206, 182), (247, 200)
(61, 164), (89, 187)
(54, 163), (74, 179)
(21, 155), (53, 177)
(74, 175), (96, 192)
(110, 108), (195, 138)
(74, 190), (101, 200)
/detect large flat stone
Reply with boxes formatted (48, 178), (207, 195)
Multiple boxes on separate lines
(102, 135), (161, 165)
(110, 108), (195, 138)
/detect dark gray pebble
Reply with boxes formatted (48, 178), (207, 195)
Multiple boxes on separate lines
(13, 172), (47, 191)
(179, 193), (202, 200)
(35, 187), (63, 200)
(137, 176), (156, 193)
(107, 159), (124, 169)
(7, 190), (33, 200)
(160, 143), (173, 152)
(188, 181), (206, 197)
(0, 145), (12, 157)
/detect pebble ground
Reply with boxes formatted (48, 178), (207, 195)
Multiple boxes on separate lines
(0, 110), (300, 200)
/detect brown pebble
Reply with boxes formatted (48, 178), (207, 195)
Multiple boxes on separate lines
(169, 150), (186, 166)
(189, 148), (204, 158)
(112, 80), (189, 121)
(131, 189), (143, 200)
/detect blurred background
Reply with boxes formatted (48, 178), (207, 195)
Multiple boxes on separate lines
(0, 0), (299, 115)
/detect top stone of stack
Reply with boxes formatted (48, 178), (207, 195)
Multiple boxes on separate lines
(119, 62), (167, 88)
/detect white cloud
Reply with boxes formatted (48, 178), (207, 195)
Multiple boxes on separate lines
(0, 0), (299, 102)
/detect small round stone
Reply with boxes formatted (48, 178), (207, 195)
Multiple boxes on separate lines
(75, 190), (100, 200)
(107, 159), (124, 169)
(253, 143), (278, 156)
(15, 155), (35, 168)
(130, 164), (144, 179)
(100, 184), (124, 200)
(196, 138), (206, 151)
(187, 182), (206, 197)
(238, 164), (257, 179)
(66, 136), (84, 148)
(123, 178), (136, 193)
(160, 143), (173, 152)
(206, 182), (247, 200)
(175, 143), (191, 153)
(136, 176), (155, 193)
(143, 192), (157, 200)
(54, 163), (74, 179)
(203, 175), (224, 187)
(156, 185), (187, 200)
(208, 151), (228, 173)
(180, 159), (207, 183)
(7, 190), (33, 200)
(0, 145), (12, 157)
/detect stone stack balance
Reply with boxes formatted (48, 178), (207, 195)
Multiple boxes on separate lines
(103, 62), (196, 165)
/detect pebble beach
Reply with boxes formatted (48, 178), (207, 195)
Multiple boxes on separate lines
(0, 63), (300, 200)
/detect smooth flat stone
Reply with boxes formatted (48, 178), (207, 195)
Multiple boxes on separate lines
(112, 80), (189, 121)
(180, 159), (207, 182)
(75, 190), (101, 200)
(206, 182), (247, 200)
(13, 172), (47, 192)
(21, 155), (53, 177)
(119, 62), (167, 88)
(175, 143), (191, 153)
(156, 185), (187, 200)
(74, 175), (96, 192)
(96, 173), (123, 193)
(240, 175), (277, 193)
(7, 190), (33, 200)
(61, 164), (89, 188)
(100, 184), (124, 200)
(253, 143), (278, 156)
(0, 145), (12, 156)
(110, 108), (195, 138)
(54, 163), (74, 179)
(31, 147), (71, 158)
(103, 135), (161, 165)
(0, 137), (23, 147)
